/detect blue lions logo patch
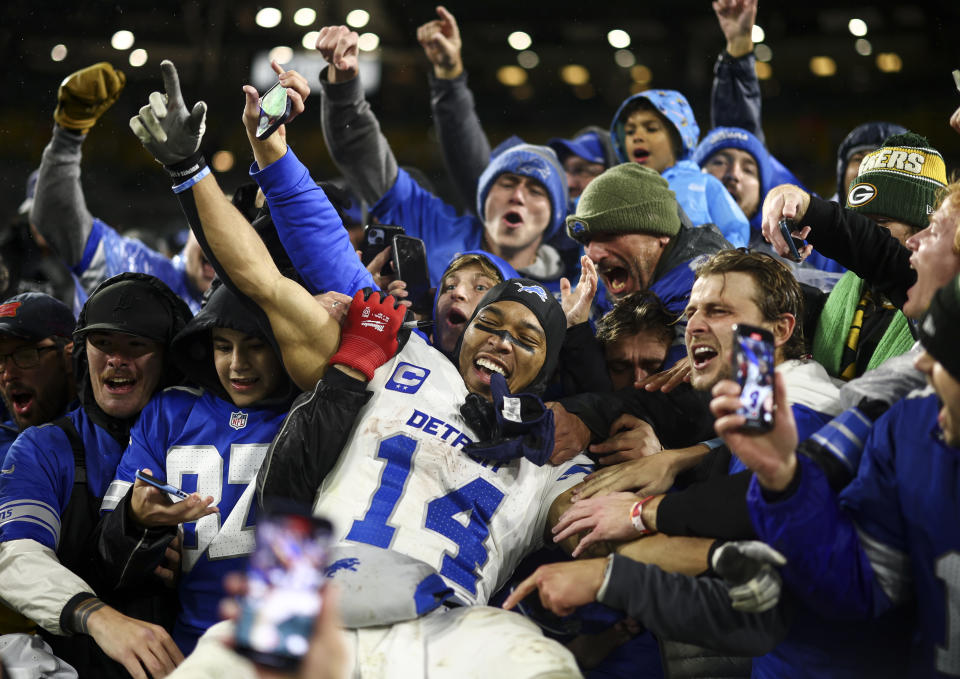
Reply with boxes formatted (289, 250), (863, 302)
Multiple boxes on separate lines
(325, 557), (360, 577)
(514, 281), (548, 302)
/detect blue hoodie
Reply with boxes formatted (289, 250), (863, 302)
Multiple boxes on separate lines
(252, 147), (519, 350)
(373, 144), (571, 296)
(693, 126), (846, 275)
(610, 90), (749, 247)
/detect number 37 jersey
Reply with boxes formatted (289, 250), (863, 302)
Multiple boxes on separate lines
(314, 334), (592, 607)
(103, 386), (289, 648)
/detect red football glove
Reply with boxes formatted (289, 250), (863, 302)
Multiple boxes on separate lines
(329, 289), (406, 381)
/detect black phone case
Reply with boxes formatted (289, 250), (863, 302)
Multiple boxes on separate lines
(392, 236), (432, 315)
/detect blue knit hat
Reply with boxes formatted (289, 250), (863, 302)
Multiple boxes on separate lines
(611, 90), (700, 164)
(476, 144), (568, 242)
(692, 127), (773, 195)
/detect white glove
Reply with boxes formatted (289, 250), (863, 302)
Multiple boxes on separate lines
(711, 540), (787, 613)
(130, 60), (207, 167)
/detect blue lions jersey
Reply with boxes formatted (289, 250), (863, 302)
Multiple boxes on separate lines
(72, 218), (202, 315)
(750, 391), (960, 676)
(102, 387), (288, 653)
(0, 408), (123, 550)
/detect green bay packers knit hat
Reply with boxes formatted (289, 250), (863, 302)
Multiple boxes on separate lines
(845, 132), (947, 230)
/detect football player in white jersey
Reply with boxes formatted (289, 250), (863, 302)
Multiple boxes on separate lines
(130, 61), (590, 677)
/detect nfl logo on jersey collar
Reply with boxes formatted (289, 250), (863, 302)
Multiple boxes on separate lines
(229, 411), (248, 430)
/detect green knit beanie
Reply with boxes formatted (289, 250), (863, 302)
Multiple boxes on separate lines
(845, 132), (947, 230)
(566, 163), (681, 243)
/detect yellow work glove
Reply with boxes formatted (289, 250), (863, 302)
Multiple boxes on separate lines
(54, 62), (126, 132)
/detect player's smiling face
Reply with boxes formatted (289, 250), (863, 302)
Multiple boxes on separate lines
(458, 301), (546, 400)
(684, 273), (772, 392)
(86, 331), (164, 419)
(212, 327), (283, 408)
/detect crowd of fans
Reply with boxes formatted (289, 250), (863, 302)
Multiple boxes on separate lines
(0, 1), (959, 677)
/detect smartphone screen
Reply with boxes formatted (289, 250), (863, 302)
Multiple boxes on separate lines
(392, 235), (432, 315)
(732, 323), (775, 432)
(234, 513), (333, 670)
(256, 82), (291, 140)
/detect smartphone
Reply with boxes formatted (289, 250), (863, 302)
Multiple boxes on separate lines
(392, 235), (432, 316)
(255, 81), (292, 140)
(135, 469), (189, 500)
(359, 224), (405, 275)
(778, 218), (806, 262)
(732, 323), (775, 432)
(234, 512), (333, 670)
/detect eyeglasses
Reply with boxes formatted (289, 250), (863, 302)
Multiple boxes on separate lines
(0, 346), (59, 374)
(566, 164), (605, 179)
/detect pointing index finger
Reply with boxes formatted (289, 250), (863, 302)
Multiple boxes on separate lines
(502, 573), (538, 611)
(160, 60), (183, 107)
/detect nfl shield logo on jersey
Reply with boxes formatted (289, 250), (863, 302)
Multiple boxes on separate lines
(229, 411), (248, 430)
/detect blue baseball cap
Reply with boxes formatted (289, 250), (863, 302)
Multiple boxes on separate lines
(548, 131), (607, 166)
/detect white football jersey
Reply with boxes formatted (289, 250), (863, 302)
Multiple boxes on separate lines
(314, 334), (591, 606)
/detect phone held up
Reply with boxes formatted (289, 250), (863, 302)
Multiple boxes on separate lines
(234, 510), (333, 670)
(255, 81), (292, 141)
(392, 235), (433, 316)
(732, 323), (776, 432)
(778, 218), (806, 263)
(359, 224), (405, 276)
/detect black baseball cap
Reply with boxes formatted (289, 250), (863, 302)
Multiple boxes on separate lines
(0, 292), (75, 341)
(75, 279), (177, 343)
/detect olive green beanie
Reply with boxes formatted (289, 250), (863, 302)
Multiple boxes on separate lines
(565, 163), (681, 244)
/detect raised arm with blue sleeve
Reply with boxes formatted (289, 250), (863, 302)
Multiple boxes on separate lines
(251, 147), (375, 296)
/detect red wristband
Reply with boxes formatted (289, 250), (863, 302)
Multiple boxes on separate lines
(629, 496), (657, 535)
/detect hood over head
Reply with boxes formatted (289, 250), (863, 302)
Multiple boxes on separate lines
(171, 281), (297, 409)
(611, 90), (700, 164)
(476, 143), (569, 242)
(835, 121), (908, 199)
(431, 249), (519, 358)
